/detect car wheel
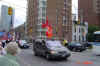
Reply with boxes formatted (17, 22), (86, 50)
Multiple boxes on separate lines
(34, 51), (38, 56)
(46, 54), (51, 60)
(63, 57), (68, 61)
(80, 50), (83, 52)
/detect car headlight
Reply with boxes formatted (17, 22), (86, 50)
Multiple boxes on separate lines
(50, 51), (58, 54)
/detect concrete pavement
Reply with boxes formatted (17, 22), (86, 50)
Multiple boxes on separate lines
(17, 48), (100, 66)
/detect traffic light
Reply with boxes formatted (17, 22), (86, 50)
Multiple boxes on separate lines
(8, 7), (13, 15)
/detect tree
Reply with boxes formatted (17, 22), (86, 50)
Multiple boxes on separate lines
(87, 25), (100, 42)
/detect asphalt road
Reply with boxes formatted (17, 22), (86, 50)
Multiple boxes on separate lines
(17, 48), (100, 66)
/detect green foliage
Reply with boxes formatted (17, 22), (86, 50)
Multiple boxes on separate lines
(87, 25), (100, 42)
(88, 25), (100, 33)
(87, 33), (94, 41)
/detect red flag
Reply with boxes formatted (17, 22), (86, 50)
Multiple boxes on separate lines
(42, 16), (49, 28)
(42, 24), (47, 28)
(41, 16), (53, 38)
(46, 25), (53, 38)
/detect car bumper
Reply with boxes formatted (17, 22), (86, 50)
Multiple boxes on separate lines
(49, 53), (71, 59)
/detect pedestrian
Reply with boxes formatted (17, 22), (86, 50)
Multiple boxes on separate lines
(6, 39), (10, 44)
(2, 40), (6, 48)
(0, 41), (6, 55)
(63, 39), (68, 46)
(0, 42), (20, 66)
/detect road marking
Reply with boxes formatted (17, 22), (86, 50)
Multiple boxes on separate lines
(76, 61), (81, 64)
(83, 61), (93, 64)
(76, 61), (93, 65)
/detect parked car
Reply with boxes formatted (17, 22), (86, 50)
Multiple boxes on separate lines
(18, 40), (30, 49)
(82, 42), (93, 49)
(33, 40), (71, 60)
(67, 42), (86, 52)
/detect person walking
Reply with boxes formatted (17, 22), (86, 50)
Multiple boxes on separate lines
(0, 42), (20, 66)
(0, 41), (6, 55)
(2, 40), (6, 48)
(63, 39), (68, 46)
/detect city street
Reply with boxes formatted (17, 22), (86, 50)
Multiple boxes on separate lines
(17, 47), (100, 66)
(0, 0), (100, 66)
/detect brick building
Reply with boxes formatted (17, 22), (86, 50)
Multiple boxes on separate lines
(78, 0), (100, 26)
(27, 0), (72, 42)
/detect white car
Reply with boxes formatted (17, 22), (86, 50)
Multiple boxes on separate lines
(19, 40), (27, 46)
(18, 40), (30, 49)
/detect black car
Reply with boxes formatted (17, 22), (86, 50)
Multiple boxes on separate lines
(33, 40), (71, 60)
(82, 42), (93, 49)
(67, 42), (86, 52)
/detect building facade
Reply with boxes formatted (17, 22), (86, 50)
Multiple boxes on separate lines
(27, 0), (72, 42)
(78, 0), (100, 26)
(0, 5), (14, 32)
(72, 14), (88, 42)
(72, 22), (88, 42)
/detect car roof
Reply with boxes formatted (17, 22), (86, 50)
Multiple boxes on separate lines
(35, 39), (46, 43)
(70, 42), (81, 44)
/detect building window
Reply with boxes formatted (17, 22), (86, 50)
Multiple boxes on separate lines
(74, 26), (76, 32)
(74, 35), (76, 41)
(42, 19), (46, 23)
(42, 13), (46, 17)
(63, 16), (67, 25)
(79, 35), (80, 41)
(41, 31), (45, 36)
(79, 28), (80, 33)
(42, 7), (46, 11)
(42, 1), (46, 6)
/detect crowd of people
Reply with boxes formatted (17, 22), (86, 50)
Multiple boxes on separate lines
(0, 40), (20, 66)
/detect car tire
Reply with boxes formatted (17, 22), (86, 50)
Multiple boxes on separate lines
(34, 51), (38, 56)
(80, 50), (83, 52)
(46, 54), (51, 60)
(63, 57), (68, 61)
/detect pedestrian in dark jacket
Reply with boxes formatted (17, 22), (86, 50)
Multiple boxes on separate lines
(2, 40), (6, 48)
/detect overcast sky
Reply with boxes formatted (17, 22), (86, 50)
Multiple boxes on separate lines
(0, 0), (27, 28)
(0, 0), (78, 28)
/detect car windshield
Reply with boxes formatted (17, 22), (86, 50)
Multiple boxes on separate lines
(21, 40), (27, 44)
(46, 40), (62, 47)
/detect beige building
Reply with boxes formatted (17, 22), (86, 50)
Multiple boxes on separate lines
(27, 0), (72, 42)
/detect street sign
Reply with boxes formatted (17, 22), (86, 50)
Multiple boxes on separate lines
(8, 7), (13, 15)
